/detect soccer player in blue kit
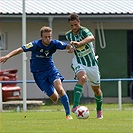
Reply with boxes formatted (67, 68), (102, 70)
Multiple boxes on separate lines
(0, 26), (73, 120)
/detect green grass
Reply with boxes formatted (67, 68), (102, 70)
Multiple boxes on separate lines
(0, 103), (133, 133)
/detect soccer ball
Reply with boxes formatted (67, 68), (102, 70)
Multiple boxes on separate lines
(75, 106), (90, 119)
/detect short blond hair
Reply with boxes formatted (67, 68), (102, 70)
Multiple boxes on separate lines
(40, 26), (52, 36)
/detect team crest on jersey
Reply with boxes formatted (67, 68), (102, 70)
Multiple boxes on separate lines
(44, 50), (49, 56)
(24, 42), (33, 49)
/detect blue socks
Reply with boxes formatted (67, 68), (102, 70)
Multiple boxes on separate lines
(60, 94), (71, 116)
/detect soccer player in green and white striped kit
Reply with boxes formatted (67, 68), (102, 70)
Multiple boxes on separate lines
(66, 12), (103, 119)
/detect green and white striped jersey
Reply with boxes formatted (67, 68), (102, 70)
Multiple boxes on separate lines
(66, 26), (98, 67)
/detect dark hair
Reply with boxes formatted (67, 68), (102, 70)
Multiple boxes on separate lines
(40, 26), (52, 36)
(68, 12), (80, 22)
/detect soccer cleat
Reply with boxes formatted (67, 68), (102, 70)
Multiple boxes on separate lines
(97, 110), (103, 119)
(66, 115), (73, 120)
(71, 106), (79, 113)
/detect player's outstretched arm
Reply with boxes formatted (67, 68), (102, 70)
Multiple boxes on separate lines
(0, 47), (24, 64)
(72, 35), (95, 47)
(66, 44), (74, 53)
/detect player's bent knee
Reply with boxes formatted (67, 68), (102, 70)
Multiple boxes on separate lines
(57, 89), (65, 96)
(50, 93), (59, 102)
(92, 86), (102, 96)
(51, 96), (58, 102)
(79, 75), (87, 83)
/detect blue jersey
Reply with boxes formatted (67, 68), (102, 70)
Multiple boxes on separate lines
(22, 39), (67, 72)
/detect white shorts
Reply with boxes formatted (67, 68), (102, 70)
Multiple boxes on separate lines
(71, 57), (100, 86)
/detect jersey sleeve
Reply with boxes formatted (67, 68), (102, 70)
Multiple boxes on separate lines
(22, 41), (35, 52)
(82, 27), (93, 38)
(55, 40), (67, 50)
(65, 34), (69, 41)
(65, 31), (71, 41)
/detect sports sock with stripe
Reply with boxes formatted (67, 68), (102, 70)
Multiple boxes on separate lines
(73, 84), (83, 108)
(60, 94), (71, 116)
(94, 94), (103, 111)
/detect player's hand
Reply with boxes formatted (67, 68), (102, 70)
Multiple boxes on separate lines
(68, 47), (74, 53)
(71, 41), (80, 47)
(67, 43), (75, 53)
(0, 56), (9, 64)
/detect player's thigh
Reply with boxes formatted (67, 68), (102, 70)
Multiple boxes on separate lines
(71, 58), (85, 75)
(53, 79), (65, 96)
(33, 72), (55, 97)
(48, 66), (64, 83)
(86, 65), (100, 86)
(49, 90), (59, 102)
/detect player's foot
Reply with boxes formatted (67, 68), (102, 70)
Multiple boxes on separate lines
(71, 106), (79, 113)
(97, 110), (103, 119)
(66, 115), (73, 120)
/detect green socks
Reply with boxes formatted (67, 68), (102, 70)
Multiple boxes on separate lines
(94, 94), (103, 111)
(73, 84), (83, 108)
(73, 84), (103, 112)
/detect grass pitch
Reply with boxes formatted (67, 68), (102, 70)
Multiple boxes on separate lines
(0, 103), (133, 133)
